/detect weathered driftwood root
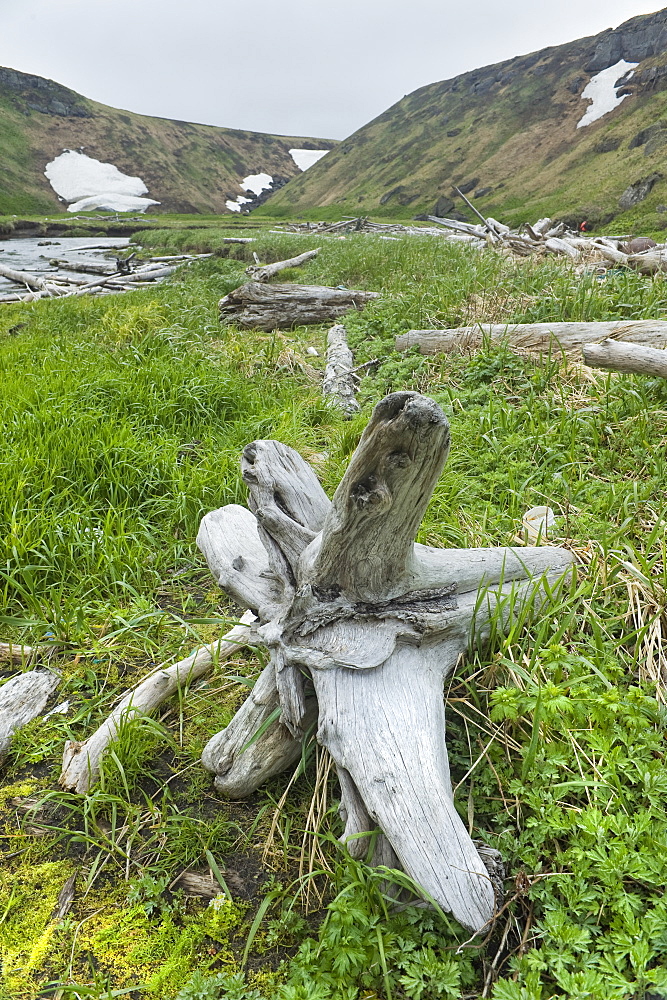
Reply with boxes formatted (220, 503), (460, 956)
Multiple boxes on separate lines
(396, 321), (667, 356)
(245, 248), (320, 282)
(582, 339), (667, 377)
(322, 324), (360, 416)
(59, 614), (255, 794)
(218, 281), (379, 331)
(0, 669), (60, 763)
(198, 391), (575, 932)
(201, 662), (318, 797)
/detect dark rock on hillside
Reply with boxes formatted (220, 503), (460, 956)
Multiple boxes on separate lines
(629, 122), (667, 148)
(454, 178), (480, 195)
(594, 137), (622, 153)
(433, 195), (455, 216)
(634, 64), (667, 91)
(619, 173), (663, 210)
(474, 187), (492, 199)
(645, 131), (667, 155)
(381, 186), (419, 206)
(0, 66), (92, 117)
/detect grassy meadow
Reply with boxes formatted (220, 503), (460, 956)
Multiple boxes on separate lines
(1, 228), (667, 999)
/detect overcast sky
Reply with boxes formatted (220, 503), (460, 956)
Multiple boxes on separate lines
(0, 1), (663, 140)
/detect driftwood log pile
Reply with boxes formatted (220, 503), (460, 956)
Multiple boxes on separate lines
(277, 202), (667, 275)
(0, 253), (212, 305)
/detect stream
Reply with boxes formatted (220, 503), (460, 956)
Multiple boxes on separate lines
(0, 236), (130, 291)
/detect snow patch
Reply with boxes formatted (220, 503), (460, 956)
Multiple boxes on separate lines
(225, 173), (274, 212)
(44, 150), (160, 213)
(289, 148), (329, 171)
(577, 59), (638, 128)
(225, 196), (253, 213)
(240, 173), (273, 196)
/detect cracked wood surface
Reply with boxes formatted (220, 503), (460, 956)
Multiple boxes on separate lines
(198, 391), (576, 932)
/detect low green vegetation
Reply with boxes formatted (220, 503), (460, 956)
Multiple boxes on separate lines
(1, 229), (667, 998)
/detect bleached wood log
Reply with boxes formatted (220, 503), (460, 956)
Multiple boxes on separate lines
(532, 218), (553, 235)
(485, 217), (511, 236)
(199, 391), (575, 932)
(396, 321), (667, 356)
(0, 670), (60, 762)
(592, 242), (629, 266)
(322, 324), (360, 416)
(0, 641), (46, 665)
(200, 442), (331, 786)
(59, 613), (255, 794)
(201, 660), (318, 797)
(197, 504), (283, 621)
(427, 216), (486, 238)
(48, 259), (116, 276)
(582, 339), (667, 377)
(218, 281), (379, 331)
(544, 238), (580, 259)
(0, 263), (49, 290)
(628, 249), (667, 275)
(129, 264), (180, 281)
(246, 248), (320, 282)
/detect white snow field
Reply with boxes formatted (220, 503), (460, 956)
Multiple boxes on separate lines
(289, 148), (329, 170)
(226, 172), (274, 212)
(240, 172), (273, 195)
(225, 196), (253, 213)
(44, 150), (160, 212)
(577, 59), (638, 128)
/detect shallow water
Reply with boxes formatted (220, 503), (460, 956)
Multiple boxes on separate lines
(0, 235), (130, 291)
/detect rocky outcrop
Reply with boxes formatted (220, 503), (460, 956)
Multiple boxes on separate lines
(629, 122), (667, 148)
(0, 66), (92, 117)
(585, 10), (667, 72)
(594, 137), (622, 153)
(619, 174), (663, 210)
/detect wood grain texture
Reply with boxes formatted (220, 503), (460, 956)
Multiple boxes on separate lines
(218, 282), (379, 331)
(582, 338), (667, 377)
(0, 669), (60, 762)
(396, 321), (667, 356)
(322, 324), (360, 416)
(197, 391), (576, 931)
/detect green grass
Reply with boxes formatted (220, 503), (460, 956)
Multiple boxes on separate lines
(2, 231), (667, 998)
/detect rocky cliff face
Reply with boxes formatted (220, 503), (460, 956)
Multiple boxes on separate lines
(0, 67), (92, 118)
(264, 7), (667, 227)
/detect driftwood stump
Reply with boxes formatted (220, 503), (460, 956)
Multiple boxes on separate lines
(198, 392), (574, 932)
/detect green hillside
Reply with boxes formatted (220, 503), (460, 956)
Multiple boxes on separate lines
(263, 7), (667, 229)
(0, 66), (334, 215)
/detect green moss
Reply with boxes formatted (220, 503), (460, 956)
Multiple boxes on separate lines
(0, 859), (75, 996)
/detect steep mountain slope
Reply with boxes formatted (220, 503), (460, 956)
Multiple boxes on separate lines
(264, 8), (667, 227)
(0, 66), (334, 215)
